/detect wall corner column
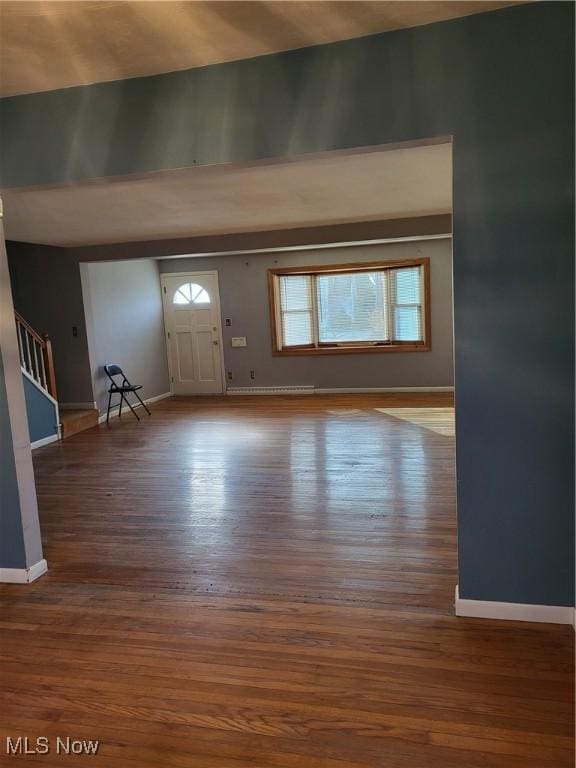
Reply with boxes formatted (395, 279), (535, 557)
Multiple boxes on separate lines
(0, 196), (46, 583)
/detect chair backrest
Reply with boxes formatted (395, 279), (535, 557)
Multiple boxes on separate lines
(104, 364), (126, 384)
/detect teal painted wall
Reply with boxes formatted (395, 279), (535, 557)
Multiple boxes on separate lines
(22, 375), (58, 443)
(0, 355), (27, 569)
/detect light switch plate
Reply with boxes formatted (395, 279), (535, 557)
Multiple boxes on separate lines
(231, 337), (247, 348)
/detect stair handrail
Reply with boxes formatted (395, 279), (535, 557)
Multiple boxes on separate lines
(15, 311), (58, 401)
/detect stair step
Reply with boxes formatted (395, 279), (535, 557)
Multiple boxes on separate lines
(60, 409), (99, 439)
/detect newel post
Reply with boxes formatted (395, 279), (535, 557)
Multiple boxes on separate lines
(42, 334), (57, 401)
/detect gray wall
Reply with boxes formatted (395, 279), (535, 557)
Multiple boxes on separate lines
(8, 243), (94, 405)
(22, 375), (59, 442)
(160, 238), (453, 389)
(81, 259), (170, 413)
(0, 3), (573, 606)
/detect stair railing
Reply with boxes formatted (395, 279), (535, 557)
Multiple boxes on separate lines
(15, 312), (57, 401)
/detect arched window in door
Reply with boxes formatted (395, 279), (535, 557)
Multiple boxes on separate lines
(173, 282), (211, 305)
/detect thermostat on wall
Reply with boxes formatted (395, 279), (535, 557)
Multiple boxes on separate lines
(231, 337), (247, 347)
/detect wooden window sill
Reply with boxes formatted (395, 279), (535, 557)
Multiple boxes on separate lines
(273, 343), (430, 356)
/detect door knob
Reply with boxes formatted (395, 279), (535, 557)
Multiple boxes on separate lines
(213, 340), (219, 346)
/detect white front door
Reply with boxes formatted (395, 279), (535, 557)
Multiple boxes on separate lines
(161, 271), (224, 395)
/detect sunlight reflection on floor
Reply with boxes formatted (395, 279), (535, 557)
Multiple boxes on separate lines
(374, 407), (455, 436)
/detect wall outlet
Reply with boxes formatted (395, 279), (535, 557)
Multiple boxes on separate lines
(231, 337), (247, 347)
(250, 370), (255, 380)
(227, 371), (233, 380)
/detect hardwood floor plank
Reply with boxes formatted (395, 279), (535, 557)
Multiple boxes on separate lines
(0, 394), (573, 767)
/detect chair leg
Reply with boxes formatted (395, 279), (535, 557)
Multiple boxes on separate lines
(123, 393), (140, 421)
(134, 391), (151, 416)
(118, 393), (123, 419)
(106, 391), (112, 423)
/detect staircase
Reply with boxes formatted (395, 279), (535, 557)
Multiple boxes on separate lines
(15, 312), (98, 444)
(15, 311), (58, 399)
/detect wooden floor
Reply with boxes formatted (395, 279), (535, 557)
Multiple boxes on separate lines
(0, 394), (573, 767)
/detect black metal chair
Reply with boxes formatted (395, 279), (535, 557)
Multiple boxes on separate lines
(104, 364), (151, 423)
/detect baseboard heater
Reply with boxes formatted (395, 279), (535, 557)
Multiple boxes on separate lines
(226, 386), (315, 395)
(226, 386), (453, 395)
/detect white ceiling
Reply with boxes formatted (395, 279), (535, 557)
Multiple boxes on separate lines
(0, 1), (524, 97)
(1, 142), (452, 247)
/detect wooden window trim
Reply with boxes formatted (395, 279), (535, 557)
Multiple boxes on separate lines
(268, 257), (431, 356)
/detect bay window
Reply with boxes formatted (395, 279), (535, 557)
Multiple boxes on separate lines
(269, 257), (430, 354)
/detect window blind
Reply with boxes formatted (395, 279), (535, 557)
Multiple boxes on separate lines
(279, 275), (314, 347)
(390, 266), (422, 342)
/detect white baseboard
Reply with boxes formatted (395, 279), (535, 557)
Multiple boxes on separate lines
(146, 391), (173, 404)
(226, 386), (314, 396)
(315, 386), (454, 394)
(455, 586), (574, 625)
(31, 433), (59, 450)
(0, 558), (48, 584)
(60, 402), (97, 410)
(98, 391), (172, 424)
